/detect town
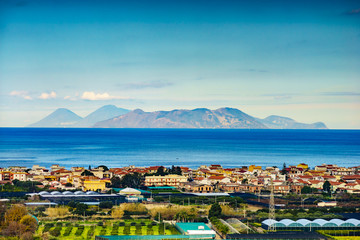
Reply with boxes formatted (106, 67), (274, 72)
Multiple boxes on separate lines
(1, 163), (360, 240)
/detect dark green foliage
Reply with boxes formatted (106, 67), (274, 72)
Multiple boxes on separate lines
(120, 173), (143, 188)
(111, 176), (121, 188)
(323, 180), (331, 194)
(75, 225), (85, 236)
(301, 186), (316, 194)
(209, 202), (222, 218)
(43, 223), (54, 232)
(146, 224), (154, 235)
(135, 224), (142, 235)
(123, 225), (131, 235)
(73, 203), (88, 215)
(100, 227), (107, 235)
(111, 224), (119, 235)
(99, 201), (114, 209)
(81, 170), (94, 176)
(98, 165), (109, 171)
(63, 225), (73, 236)
(1, 180), (43, 192)
(168, 165), (182, 175)
(49, 226), (61, 237)
(67, 200), (77, 208)
(156, 166), (166, 176)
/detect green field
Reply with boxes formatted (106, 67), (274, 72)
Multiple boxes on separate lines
(35, 221), (180, 240)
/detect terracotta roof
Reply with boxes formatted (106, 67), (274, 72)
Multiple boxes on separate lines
(208, 176), (226, 180)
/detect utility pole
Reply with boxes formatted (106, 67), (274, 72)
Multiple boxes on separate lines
(268, 178), (276, 232)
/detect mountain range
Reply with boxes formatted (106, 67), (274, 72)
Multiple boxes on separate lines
(28, 105), (130, 128)
(29, 106), (327, 129)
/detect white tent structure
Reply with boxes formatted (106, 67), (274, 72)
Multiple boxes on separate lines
(119, 187), (141, 196)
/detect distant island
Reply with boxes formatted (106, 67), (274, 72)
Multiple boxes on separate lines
(28, 105), (327, 129)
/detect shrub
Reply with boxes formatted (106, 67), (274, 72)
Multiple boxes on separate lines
(45, 206), (69, 218)
(123, 226), (131, 235)
(49, 227), (61, 237)
(43, 223), (54, 232)
(75, 225), (84, 236)
(87, 226), (95, 238)
(63, 226), (73, 236)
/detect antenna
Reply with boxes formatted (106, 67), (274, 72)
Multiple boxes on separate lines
(268, 178), (276, 232)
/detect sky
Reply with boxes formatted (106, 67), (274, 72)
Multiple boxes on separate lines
(0, 0), (359, 128)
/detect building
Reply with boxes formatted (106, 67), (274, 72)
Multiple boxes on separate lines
(180, 182), (214, 193)
(144, 174), (187, 186)
(176, 222), (216, 239)
(81, 177), (111, 191)
(34, 191), (125, 204)
(261, 218), (360, 231)
(248, 165), (262, 172)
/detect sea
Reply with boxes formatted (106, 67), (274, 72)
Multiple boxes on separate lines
(0, 128), (359, 169)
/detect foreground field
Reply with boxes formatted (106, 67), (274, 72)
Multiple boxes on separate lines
(35, 221), (180, 240)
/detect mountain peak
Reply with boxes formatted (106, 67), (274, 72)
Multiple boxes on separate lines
(28, 108), (82, 128)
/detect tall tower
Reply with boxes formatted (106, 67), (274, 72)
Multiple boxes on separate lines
(268, 178), (276, 232)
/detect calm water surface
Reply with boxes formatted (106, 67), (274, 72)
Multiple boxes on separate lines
(0, 128), (359, 169)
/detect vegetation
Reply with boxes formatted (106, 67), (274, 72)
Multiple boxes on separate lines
(210, 217), (229, 235)
(111, 172), (142, 188)
(1, 204), (38, 239)
(0, 180), (43, 192)
(209, 202), (222, 218)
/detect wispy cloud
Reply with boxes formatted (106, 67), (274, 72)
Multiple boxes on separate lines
(38, 91), (57, 99)
(81, 91), (128, 101)
(321, 92), (360, 96)
(345, 8), (360, 15)
(263, 93), (295, 100)
(121, 80), (173, 90)
(9, 91), (32, 100)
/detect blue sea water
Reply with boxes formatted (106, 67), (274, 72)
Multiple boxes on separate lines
(0, 128), (359, 169)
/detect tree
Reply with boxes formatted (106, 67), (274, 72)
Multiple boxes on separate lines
(81, 170), (94, 176)
(20, 215), (38, 233)
(99, 201), (113, 209)
(208, 202), (222, 218)
(323, 180), (331, 194)
(281, 163), (288, 175)
(73, 203), (88, 215)
(98, 165), (109, 171)
(5, 204), (28, 223)
(156, 166), (166, 176)
(111, 176), (121, 188)
(301, 186), (314, 194)
(2, 221), (26, 237)
(120, 173), (142, 188)
(111, 207), (124, 219)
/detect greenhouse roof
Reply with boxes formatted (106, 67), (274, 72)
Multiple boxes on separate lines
(262, 218), (360, 227)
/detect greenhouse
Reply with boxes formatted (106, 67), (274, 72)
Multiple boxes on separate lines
(262, 218), (360, 231)
(30, 191), (126, 204)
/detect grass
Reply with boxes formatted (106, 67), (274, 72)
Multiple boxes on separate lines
(332, 237), (360, 240)
(35, 221), (180, 239)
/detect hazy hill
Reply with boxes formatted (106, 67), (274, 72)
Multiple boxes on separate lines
(28, 108), (82, 127)
(93, 107), (268, 128)
(257, 115), (327, 129)
(73, 105), (130, 127)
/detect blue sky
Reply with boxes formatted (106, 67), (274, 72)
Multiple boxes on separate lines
(0, 0), (359, 128)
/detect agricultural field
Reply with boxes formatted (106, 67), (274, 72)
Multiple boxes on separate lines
(35, 220), (180, 240)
